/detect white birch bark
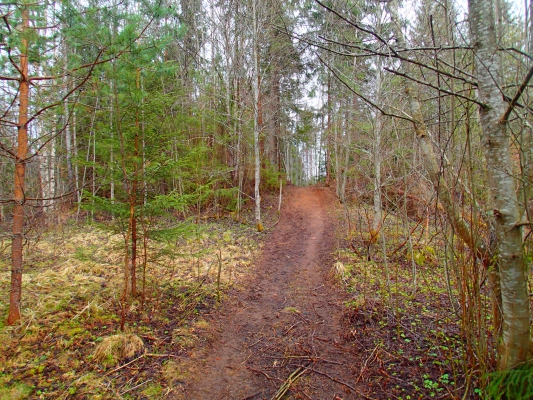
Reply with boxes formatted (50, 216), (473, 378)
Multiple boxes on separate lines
(39, 135), (55, 211)
(372, 57), (383, 237)
(468, 0), (531, 369)
(252, 0), (263, 231)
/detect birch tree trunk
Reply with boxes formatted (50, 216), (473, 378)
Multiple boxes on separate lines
(387, 0), (508, 356)
(468, 0), (531, 369)
(387, 0), (530, 370)
(64, 98), (74, 188)
(372, 56), (383, 239)
(252, 0), (263, 232)
(39, 136), (56, 211)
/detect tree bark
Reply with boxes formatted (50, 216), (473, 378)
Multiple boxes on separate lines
(468, 0), (531, 369)
(372, 53), (384, 239)
(325, 74), (332, 186)
(252, 0), (263, 232)
(7, 5), (30, 325)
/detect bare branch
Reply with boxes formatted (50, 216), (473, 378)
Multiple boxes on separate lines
(2, 12), (13, 33)
(317, 54), (414, 123)
(0, 75), (19, 81)
(0, 141), (16, 158)
(500, 64), (533, 123)
(315, 0), (395, 54)
(0, 117), (18, 127)
(7, 47), (24, 77)
(318, 35), (479, 87)
(501, 47), (533, 61)
(397, 45), (474, 52)
(26, 48), (105, 128)
(383, 67), (485, 107)
(0, 85), (19, 121)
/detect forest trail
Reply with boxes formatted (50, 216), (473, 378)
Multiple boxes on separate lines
(182, 186), (361, 399)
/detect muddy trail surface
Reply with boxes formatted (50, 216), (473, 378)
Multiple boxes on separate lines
(182, 186), (363, 400)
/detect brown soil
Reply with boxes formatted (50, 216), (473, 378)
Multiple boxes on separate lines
(182, 186), (362, 399)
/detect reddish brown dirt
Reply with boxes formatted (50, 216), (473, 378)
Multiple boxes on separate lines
(182, 186), (363, 400)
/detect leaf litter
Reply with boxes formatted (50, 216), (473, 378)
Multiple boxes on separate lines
(0, 202), (270, 399)
(0, 188), (488, 399)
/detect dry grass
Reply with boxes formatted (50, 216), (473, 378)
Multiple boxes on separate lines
(93, 333), (145, 365)
(0, 221), (260, 327)
(332, 261), (346, 280)
(0, 211), (266, 398)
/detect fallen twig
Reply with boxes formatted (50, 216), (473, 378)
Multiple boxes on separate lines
(284, 355), (343, 365)
(300, 365), (372, 400)
(246, 336), (265, 348)
(311, 302), (323, 319)
(356, 344), (379, 383)
(271, 366), (307, 400)
(247, 366), (277, 382)
(103, 353), (145, 377)
(313, 357), (344, 365)
(283, 321), (302, 335)
(145, 353), (176, 357)
(120, 379), (152, 396)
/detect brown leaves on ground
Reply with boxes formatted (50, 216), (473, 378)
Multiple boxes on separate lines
(0, 202), (269, 399)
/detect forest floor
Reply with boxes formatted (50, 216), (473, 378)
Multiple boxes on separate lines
(181, 185), (360, 399)
(180, 185), (468, 400)
(0, 185), (470, 399)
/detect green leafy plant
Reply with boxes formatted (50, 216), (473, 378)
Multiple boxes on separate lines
(486, 363), (533, 400)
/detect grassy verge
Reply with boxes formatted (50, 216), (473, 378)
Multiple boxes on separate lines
(0, 207), (271, 399)
(335, 204), (491, 399)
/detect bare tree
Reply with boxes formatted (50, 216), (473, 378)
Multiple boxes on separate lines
(315, 0), (532, 369)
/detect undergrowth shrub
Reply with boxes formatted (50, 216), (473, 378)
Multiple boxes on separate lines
(486, 363), (533, 400)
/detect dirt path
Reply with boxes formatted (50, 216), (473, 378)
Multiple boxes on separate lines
(182, 186), (360, 399)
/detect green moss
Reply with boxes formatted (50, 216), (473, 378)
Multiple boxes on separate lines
(162, 360), (188, 384)
(56, 325), (86, 337)
(74, 245), (98, 262)
(142, 383), (163, 398)
(0, 382), (33, 400)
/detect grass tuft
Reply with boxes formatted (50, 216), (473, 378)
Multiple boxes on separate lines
(93, 333), (145, 366)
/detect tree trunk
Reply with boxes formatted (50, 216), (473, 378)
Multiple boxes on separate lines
(372, 54), (384, 239)
(129, 68), (142, 297)
(7, 5), (30, 325)
(252, 0), (263, 232)
(334, 118), (340, 197)
(325, 74), (332, 186)
(39, 133), (56, 213)
(64, 99), (74, 188)
(468, 0), (531, 369)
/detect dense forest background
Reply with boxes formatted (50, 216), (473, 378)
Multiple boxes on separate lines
(1, 0), (533, 398)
